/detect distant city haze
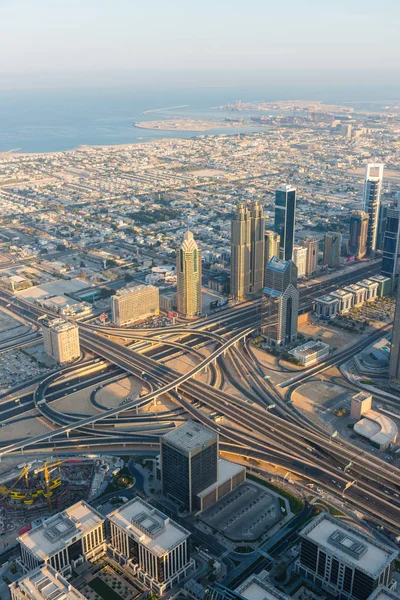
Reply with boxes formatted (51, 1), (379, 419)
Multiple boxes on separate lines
(2, 0), (400, 88)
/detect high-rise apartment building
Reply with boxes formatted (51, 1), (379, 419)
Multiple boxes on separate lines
(42, 318), (80, 364)
(250, 201), (265, 295)
(323, 232), (342, 268)
(389, 282), (400, 386)
(293, 245), (307, 278)
(231, 203), (265, 300)
(274, 185), (296, 261)
(377, 202), (388, 251)
(362, 163), (384, 256)
(111, 284), (159, 326)
(297, 513), (397, 600)
(349, 211), (369, 259)
(382, 195), (400, 286)
(108, 496), (194, 594)
(262, 258), (299, 346)
(265, 230), (280, 266)
(161, 420), (218, 512)
(304, 237), (319, 277)
(177, 230), (202, 317)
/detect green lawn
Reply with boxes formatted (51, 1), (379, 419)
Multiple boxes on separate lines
(89, 577), (124, 600)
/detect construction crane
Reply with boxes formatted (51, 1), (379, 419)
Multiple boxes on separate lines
(0, 465), (30, 501)
(34, 460), (64, 512)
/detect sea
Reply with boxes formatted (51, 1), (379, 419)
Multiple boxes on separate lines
(0, 81), (398, 154)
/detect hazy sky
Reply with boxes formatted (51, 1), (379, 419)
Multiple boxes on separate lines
(2, 0), (399, 87)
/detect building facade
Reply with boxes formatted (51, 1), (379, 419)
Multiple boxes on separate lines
(250, 201), (265, 295)
(323, 232), (342, 268)
(111, 284), (160, 326)
(289, 340), (330, 366)
(314, 295), (339, 320)
(389, 282), (400, 386)
(274, 185), (296, 262)
(262, 258), (299, 346)
(41, 318), (80, 364)
(293, 245), (307, 278)
(349, 211), (369, 259)
(362, 163), (384, 256)
(297, 513), (398, 600)
(18, 501), (106, 576)
(108, 496), (194, 594)
(10, 565), (85, 600)
(230, 204), (251, 301)
(382, 196), (400, 287)
(265, 230), (280, 267)
(177, 230), (202, 317)
(304, 237), (319, 277)
(161, 420), (219, 512)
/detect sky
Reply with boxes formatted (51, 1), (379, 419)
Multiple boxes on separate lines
(1, 0), (399, 89)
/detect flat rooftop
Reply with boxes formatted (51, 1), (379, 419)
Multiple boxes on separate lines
(236, 574), (290, 600)
(317, 295), (338, 303)
(10, 565), (85, 600)
(162, 420), (217, 453)
(367, 587), (400, 600)
(354, 409), (398, 446)
(19, 501), (104, 560)
(46, 318), (78, 333)
(291, 340), (329, 357)
(331, 289), (353, 298)
(108, 496), (190, 556)
(197, 459), (245, 498)
(299, 514), (398, 578)
(115, 284), (157, 297)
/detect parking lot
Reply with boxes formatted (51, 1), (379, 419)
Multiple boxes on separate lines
(201, 482), (280, 541)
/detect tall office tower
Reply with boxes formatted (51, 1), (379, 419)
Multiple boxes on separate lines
(42, 318), (80, 364)
(250, 201), (265, 294)
(349, 211), (369, 259)
(264, 230), (280, 265)
(297, 513), (398, 600)
(230, 204), (251, 300)
(293, 245), (307, 278)
(111, 284), (159, 326)
(177, 230), (202, 317)
(303, 237), (319, 277)
(377, 202), (388, 251)
(160, 420), (219, 512)
(362, 163), (384, 256)
(382, 195), (400, 286)
(262, 257), (299, 346)
(389, 283), (400, 386)
(323, 232), (342, 268)
(274, 184), (296, 261)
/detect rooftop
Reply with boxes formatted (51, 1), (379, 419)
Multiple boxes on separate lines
(10, 565), (85, 600)
(108, 496), (190, 556)
(236, 574), (290, 600)
(354, 409), (398, 446)
(115, 284), (158, 298)
(317, 295), (339, 304)
(291, 340), (329, 357)
(367, 587), (400, 600)
(331, 289), (353, 298)
(197, 459), (245, 498)
(299, 514), (398, 578)
(18, 501), (104, 560)
(162, 420), (217, 453)
(45, 318), (78, 333)
(266, 256), (290, 272)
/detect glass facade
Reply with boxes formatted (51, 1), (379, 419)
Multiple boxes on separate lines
(274, 188), (296, 261)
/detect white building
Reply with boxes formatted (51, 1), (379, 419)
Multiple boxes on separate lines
(293, 245), (307, 278)
(350, 391), (372, 419)
(343, 284), (366, 308)
(42, 318), (80, 364)
(358, 279), (379, 302)
(108, 496), (194, 594)
(314, 295), (339, 320)
(111, 284), (159, 326)
(354, 410), (398, 451)
(235, 573), (291, 600)
(18, 501), (106, 576)
(298, 513), (398, 600)
(289, 340), (329, 367)
(10, 565), (85, 600)
(330, 289), (354, 313)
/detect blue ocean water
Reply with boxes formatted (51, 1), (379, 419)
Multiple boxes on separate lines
(0, 81), (398, 153)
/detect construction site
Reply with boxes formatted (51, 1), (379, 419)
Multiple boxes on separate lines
(0, 455), (119, 546)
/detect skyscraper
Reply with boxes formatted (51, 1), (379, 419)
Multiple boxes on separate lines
(262, 257), (299, 346)
(177, 230), (202, 317)
(231, 202), (265, 300)
(293, 245), (307, 278)
(111, 285), (159, 325)
(390, 283), (400, 386)
(303, 237), (319, 277)
(274, 185), (296, 262)
(349, 211), (368, 259)
(230, 204), (251, 301)
(377, 202), (388, 251)
(362, 163), (384, 256)
(382, 195), (400, 287)
(250, 201), (265, 295)
(264, 230), (280, 266)
(323, 232), (342, 268)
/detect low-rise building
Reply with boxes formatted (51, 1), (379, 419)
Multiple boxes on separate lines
(10, 565), (85, 600)
(370, 275), (392, 297)
(358, 279), (379, 302)
(108, 496), (194, 594)
(41, 318), (80, 364)
(289, 340), (329, 367)
(196, 459), (246, 512)
(297, 513), (398, 600)
(160, 291), (177, 312)
(330, 289), (354, 313)
(111, 284), (159, 326)
(343, 284), (367, 308)
(18, 501), (106, 576)
(350, 391), (372, 419)
(354, 410), (398, 451)
(314, 295), (339, 320)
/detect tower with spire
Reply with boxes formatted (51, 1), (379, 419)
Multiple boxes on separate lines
(177, 230), (202, 317)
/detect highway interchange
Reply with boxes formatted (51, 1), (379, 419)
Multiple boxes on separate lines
(1, 260), (400, 537)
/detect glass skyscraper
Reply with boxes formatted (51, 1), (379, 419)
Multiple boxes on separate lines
(274, 185), (296, 262)
(362, 163), (384, 256)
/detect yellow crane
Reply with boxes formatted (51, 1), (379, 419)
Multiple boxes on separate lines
(0, 465), (30, 501)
